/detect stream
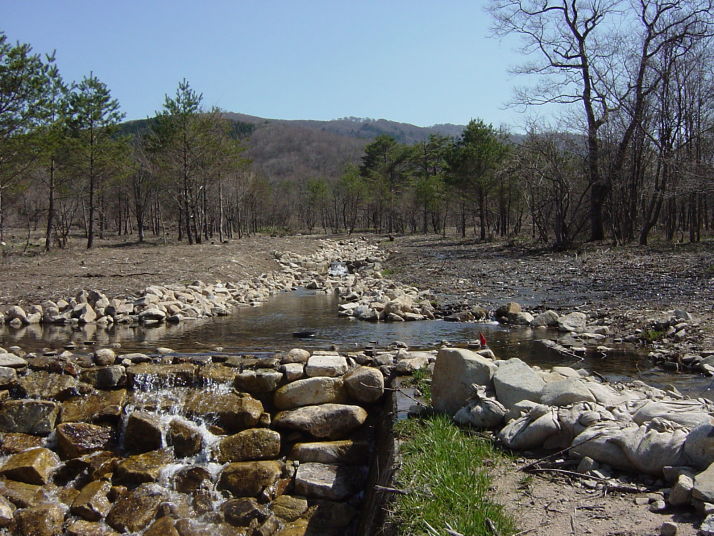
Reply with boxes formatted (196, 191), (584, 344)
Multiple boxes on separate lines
(1, 288), (711, 398)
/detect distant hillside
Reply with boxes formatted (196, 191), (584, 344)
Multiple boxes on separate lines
(121, 113), (468, 182)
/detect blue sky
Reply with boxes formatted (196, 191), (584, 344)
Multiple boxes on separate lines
(1, 1), (554, 131)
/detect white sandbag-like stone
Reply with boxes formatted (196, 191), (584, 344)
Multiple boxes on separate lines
(498, 405), (560, 450)
(540, 379), (596, 406)
(684, 424), (714, 469)
(305, 355), (348, 377)
(273, 377), (347, 410)
(693, 461), (714, 503)
(431, 348), (496, 415)
(294, 462), (362, 500)
(629, 400), (711, 429)
(454, 398), (507, 429)
(493, 358), (545, 409)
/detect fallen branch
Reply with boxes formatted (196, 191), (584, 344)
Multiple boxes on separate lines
(518, 432), (604, 472)
(485, 518), (501, 536)
(373, 485), (409, 495)
(527, 468), (645, 493)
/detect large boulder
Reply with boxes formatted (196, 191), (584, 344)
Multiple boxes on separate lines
(273, 404), (367, 439)
(531, 310), (560, 327)
(273, 377), (347, 410)
(492, 358), (545, 409)
(684, 424), (714, 469)
(431, 348), (496, 415)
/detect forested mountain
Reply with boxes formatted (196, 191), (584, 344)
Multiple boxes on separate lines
(121, 113), (467, 182)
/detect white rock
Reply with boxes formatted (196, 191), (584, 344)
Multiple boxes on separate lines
(305, 355), (348, 377)
(493, 358), (545, 409)
(431, 348), (496, 415)
(273, 377), (347, 410)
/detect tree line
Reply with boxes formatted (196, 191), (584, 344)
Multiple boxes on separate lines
(1, 3), (713, 251)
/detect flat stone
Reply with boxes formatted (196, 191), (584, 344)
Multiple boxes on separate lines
(294, 462), (362, 500)
(0, 399), (59, 435)
(289, 440), (369, 465)
(281, 363), (304, 382)
(216, 428), (281, 462)
(273, 377), (347, 410)
(106, 483), (169, 533)
(124, 411), (162, 453)
(115, 448), (174, 485)
(61, 390), (126, 423)
(0, 433), (44, 454)
(0, 353), (27, 368)
(217, 461), (283, 497)
(14, 503), (65, 536)
(0, 448), (60, 485)
(17, 371), (78, 400)
(493, 358), (545, 409)
(71, 479), (112, 521)
(56, 422), (114, 459)
(305, 355), (348, 377)
(431, 348), (496, 415)
(273, 404), (368, 439)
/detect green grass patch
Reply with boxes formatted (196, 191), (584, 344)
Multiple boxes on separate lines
(391, 414), (516, 536)
(642, 329), (666, 342)
(381, 267), (396, 277)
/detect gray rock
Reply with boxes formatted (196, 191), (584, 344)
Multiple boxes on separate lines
(394, 355), (429, 374)
(684, 424), (714, 469)
(668, 474), (693, 506)
(558, 312), (587, 332)
(540, 378), (596, 406)
(0, 496), (14, 527)
(273, 404), (368, 439)
(660, 521), (677, 536)
(294, 462), (363, 501)
(493, 358), (545, 409)
(510, 311), (534, 325)
(343, 366), (384, 404)
(93, 348), (116, 366)
(702, 515), (714, 536)
(79, 365), (126, 389)
(0, 353), (27, 368)
(215, 428), (281, 462)
(0, 367), (17, 388)
(273, 377), (347, 410)
(532, 310), (560, 327)
(281, 363), (304, 382)
(289, 440), (369, 465)
(234, 369), (283, 393)
(167, 419), (203, 458)
(282, 349), (311, 364)
(693, 462), (714, 503)
(431, 348), (496, 415)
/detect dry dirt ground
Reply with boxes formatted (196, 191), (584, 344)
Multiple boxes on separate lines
(1, 231), (713, 535)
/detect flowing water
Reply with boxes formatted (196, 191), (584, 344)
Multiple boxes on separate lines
(1, 288), (711, 397)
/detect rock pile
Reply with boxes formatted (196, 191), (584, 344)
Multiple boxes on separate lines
(431, 347), (714, 522)
(0, 344), (386, 535)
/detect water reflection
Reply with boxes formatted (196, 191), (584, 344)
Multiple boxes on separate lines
(1, 289), (710, 397)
